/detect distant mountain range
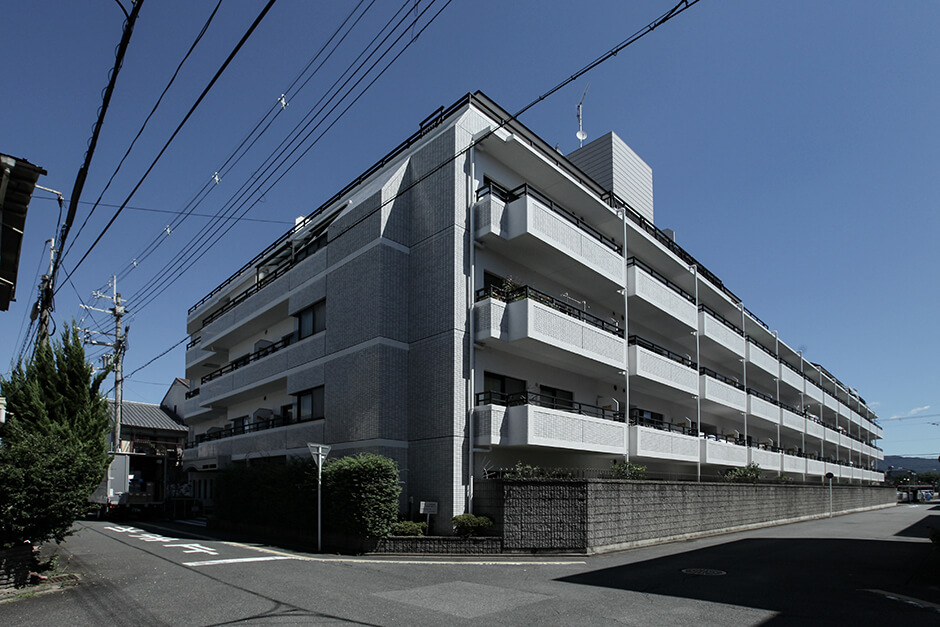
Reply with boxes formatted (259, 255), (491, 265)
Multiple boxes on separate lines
(883, 455), (940, 474)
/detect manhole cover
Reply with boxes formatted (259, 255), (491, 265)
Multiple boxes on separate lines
(681, 568), (726, 576)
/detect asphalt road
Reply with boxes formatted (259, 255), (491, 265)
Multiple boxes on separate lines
(2, 504), (938, 626)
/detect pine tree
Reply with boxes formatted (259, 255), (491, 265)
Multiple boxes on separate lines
(0, 325), (111, 548)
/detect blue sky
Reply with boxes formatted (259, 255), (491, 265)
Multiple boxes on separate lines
(2, 1), (937, 457)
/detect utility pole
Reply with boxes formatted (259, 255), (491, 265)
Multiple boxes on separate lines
(31, 238), (57, 342)
(79, 276), (127, 452)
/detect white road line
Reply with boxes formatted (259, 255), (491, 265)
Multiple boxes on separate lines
(184, 556), (299, 567)
(226, 545), (586, 566)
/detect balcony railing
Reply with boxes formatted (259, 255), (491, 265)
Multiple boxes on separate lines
(475, 390), (624, 422)
(700, 366), (745, 390)
(629, 335), (697, 369)
(698, 303), (743, 336)
(628, 256), (694, 303)
(185, 388), (200, 399)
(747, 387), (780, 407)
(476, 181), (622, 253)
(475, 284), (623, 337)
(201, 335), (293, 384)
(186, 336), (201, 350)
(747, 337), (778, 360)
(185, 413), (317, 449)
(629, 409), (697, 436)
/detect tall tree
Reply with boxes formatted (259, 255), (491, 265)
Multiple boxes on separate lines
(0, 326), (111, 548)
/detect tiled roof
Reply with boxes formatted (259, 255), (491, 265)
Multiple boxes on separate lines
(106, 399), (188, 433)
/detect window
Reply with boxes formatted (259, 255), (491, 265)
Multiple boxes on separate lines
(280, 404), (294, 425)
(483, 371), (526, 404)
(297, 386), (325, 421)
(297, 300), (326, 339)
(539, 384), (574, 410)
(232, 416), (247, 434)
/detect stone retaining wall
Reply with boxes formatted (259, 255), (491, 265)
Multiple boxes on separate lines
(0, 544), (35, 590)
(474, 479), (895, 554)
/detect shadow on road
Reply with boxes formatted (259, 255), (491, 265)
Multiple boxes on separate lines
(557, 538), (940, 626)
(895, 513), (940, 539)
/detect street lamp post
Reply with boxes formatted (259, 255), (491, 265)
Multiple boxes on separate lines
(307, 443), (331, 552)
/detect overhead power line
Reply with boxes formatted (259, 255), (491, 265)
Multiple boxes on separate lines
(57, 0), (280, 290)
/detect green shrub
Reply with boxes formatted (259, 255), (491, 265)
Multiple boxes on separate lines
(505, 462), (573, 479)
(609, 460), (646, 479)
(390, 520), (427, 536)
(322, 454), (401, 538)
(723, 462), (763, 483)
(452, 513), (493, 537)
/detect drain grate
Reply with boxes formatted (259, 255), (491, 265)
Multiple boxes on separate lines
(681, 568), (726, 576)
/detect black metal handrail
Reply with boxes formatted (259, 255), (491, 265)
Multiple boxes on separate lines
(186, 336), (201, 350)
(780, 359), (801, 376)
(628, 257), (694, 303)
(185, 388), (200, 399)
(628, 335), (696, 369)
(510, 183), (622, 254)
(476, 284), (624, 337)
(630, 410), (697, 436)
(201, 335), (293, 384)
(475, 390), (624, 422)
(185, 413), (319, 448)
(700, 366), (744, 390)
(698, 303), (743, 336)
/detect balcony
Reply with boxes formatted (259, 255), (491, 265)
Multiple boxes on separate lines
(823, 425), (840, 445)
(475, 183), (623, 287)
(780, 360), (803, 392)
(746, 339), (778, 377)
(805, 419), (824, 441)
(804, 379), (823, 403)
(198, 336), (292, 405)
(474, 391), (626, 454)
(747, 389), (779, 426)
(184, 415), (325, 466)
(751, 446), (782, 472)
(806, 459), (825, 476)
(474, 285), (624, 371)
(782, 453), (804, 473)
(701, 435), (748, 467)
(630, 422), (700, 463)
(823, 390), (838, 412)
(698, 304), (745, 357)
(629, 335), (698, 396)
(699, 367), (746, 412)
(627, 257), (696, 329)
(781, 406), (804, 433)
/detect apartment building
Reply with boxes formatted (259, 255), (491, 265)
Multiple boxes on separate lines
(182, 92), (883, 528)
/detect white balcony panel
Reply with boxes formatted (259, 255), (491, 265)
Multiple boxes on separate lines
(783, 454), (804, 473)
(631, 425), (699, 462)
(474, 298), (506, 341)
(630, 345), (698, 396)
(825, 462), (841, 478)
(839, 434), (851, 449)
(183, 396), (214, 421)
(805, 381), (823, 402)
(838, 402), (850, 419)
(475, 404), (626, 454)
(484, 194), (624, 285)
(806, 421), (824, 440)
(824, 393), (838, 411)
(780, 366), (802, 392)
(850, 439), (861, 453)
(746, 342), (778, 376)
(702, 439), (747, 467)
(781, 408), (804, 433)
(474, 404), (506, 447)
(748, 395), (779, 426)
(824, 427), (840, 445)
(806, 459), (825, 476)
(700, 376), (746, 412)
(751, 448), (782, 473)
(512, 299), (624, 368)
(628, 265), (696, 329)
(852, 467), (862, 481)
(850, 411), (862, 427)
(872, 471), (884, 482)
(698, 311), (745, 357)
(839, 465), (853, 480)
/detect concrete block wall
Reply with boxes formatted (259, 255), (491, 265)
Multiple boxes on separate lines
(477, 479), (895, 553)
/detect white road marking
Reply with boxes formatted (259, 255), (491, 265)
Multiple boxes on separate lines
(184, 556), (298, 567)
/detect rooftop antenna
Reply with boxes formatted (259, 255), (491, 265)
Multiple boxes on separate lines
(576, 83), (590, 147)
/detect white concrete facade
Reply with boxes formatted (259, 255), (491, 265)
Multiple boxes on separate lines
(182, 93), (883, 530)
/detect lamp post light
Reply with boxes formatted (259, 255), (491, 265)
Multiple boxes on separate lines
(307, 443), (331, 552)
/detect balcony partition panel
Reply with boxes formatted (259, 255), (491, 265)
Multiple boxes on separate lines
(805, 381), (823, 403)
(806, 420), (824, 441)
(780, 364), (803, 392)
(783, 453), (804, 473)
(629, 342), (698, 396)
(781, 407), (804, 433)
(698, 308), (745, 356)
(699, 374), (747, 412)
(806, 459), (825, 476)
(746, 340), (778, 376)
(628, 262), (697, 329)
(748, 393), (779, 427)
